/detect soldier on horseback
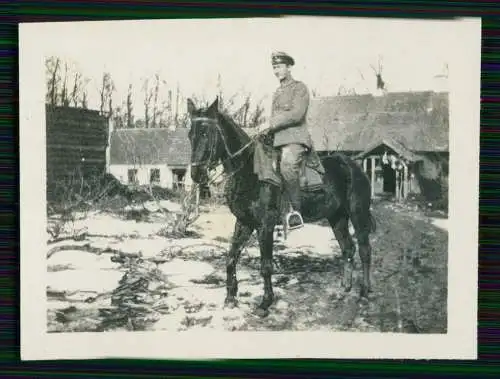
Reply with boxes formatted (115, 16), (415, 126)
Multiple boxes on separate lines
(259, 51), (313, 230)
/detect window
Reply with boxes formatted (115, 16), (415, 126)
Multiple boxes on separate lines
(127, 169), (138, 185)
(150, 168), (161, 185)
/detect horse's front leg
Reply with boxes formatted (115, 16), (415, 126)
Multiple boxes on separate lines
(255, 222), (275, 317)
(225, 219), (254, 308)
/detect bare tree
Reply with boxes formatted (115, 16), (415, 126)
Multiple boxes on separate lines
(82, 92), (88, 109)
(45, 57), (90, 109)
(142, 78), (154, 128)
(60, 62), (70, 106)
(189, 81), (266, 129)
(81, 77), (90, 109)
(126, 83), (134, 128)
(70, 72), (82, 107)
(112, 105), (127, 129)
(229, 92), (266, 129)
(248, 98), (266, 128)
(370, 55), (386, 92)
(166, 89), (173, 126)
(108, 93), (113, 119)
(100, 75), (106, 115)
(99, 72), (115, 117)
(152, 76), (170, 128)
(156, 98), (171, 129)
(216, 73), (224, 110)
(152, 74), (160, 128)
(174, 82), (180, 127)
(232, 94), (250, 128)
(45, 56), (61, 106)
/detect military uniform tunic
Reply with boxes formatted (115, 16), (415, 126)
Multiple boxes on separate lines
(270, 77), (312, 149)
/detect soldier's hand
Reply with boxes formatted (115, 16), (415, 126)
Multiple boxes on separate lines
(256, 122), (270, 135)
(255, 123), (273, 144)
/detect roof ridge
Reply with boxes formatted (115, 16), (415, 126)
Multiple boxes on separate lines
(114, 127), (177, 131)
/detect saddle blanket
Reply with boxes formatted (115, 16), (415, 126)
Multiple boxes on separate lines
(253, 141), (326, 192)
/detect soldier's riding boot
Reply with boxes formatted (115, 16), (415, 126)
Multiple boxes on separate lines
(280, 144), (307, 231)
(284, 176), (304, 230)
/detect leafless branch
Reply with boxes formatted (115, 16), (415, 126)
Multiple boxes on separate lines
(45, 56), (61, 106)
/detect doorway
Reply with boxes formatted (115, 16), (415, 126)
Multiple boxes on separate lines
(382, 163), (396, 194)
(172, 168), (186, 190)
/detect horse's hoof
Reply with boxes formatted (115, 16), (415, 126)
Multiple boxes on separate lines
(343, 285), (352, 293)
(224, 298), (238, 309)
(335, 292), (347, 302)
(359, 286), (371, 300)
(254, 307), (270, 318)
(357, 295), (370, 306)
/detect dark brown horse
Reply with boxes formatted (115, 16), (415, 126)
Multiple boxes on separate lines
(187, 97), (376, 317)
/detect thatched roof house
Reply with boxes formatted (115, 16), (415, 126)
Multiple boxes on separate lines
(108, 127), (190, 168)
(107, 127), (192, 190)
(304, 91), (449, 201)
(306, 91), (449, 154)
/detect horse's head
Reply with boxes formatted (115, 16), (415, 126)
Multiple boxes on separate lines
(186, 97), (225, 185)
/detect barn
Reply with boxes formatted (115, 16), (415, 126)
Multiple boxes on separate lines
(307, 91), (449, 202)
(45, 104), (110, 202)
(107, 127), (193, 191)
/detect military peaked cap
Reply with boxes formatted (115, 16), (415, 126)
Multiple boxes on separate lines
(271, 51), (295, 66)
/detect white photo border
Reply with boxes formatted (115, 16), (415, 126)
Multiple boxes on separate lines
(19, 16), (480, 361)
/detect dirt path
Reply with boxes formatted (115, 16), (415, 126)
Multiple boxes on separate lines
(47, 200), (448, 334)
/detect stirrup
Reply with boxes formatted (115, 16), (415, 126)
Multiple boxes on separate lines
(285, 210), (304, 231)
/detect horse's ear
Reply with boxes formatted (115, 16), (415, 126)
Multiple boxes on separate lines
(187, 98), (196, 115)
(207, 97), (219, 114)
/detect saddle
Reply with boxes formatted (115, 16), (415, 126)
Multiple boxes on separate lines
(253, 138), (326, 192)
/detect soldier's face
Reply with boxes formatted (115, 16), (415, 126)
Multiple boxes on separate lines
(273, 63), (290, 81)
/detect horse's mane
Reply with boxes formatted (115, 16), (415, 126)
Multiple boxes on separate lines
(216, 110), (251, 143)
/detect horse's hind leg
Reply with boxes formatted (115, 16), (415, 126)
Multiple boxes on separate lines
(225, 219), (254, 308)
(328, 214), (356, 293)
(356, 231), (372, 298)
(255, 185), (279, 317)
(350, 210), (373, 298)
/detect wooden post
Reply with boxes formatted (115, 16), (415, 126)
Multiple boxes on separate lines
(403, 163), (409, 199)
(395, 168), (400, 201)
(370, 156), (375, 198)
(363, 158), (367, 173)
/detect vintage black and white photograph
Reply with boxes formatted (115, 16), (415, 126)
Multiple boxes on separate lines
(20, 16), (479, 360)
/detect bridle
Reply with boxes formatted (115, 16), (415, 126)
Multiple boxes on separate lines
(189, 115), (255, 183)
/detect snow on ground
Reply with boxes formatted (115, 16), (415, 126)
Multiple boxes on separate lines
(46, 199), (448, 334)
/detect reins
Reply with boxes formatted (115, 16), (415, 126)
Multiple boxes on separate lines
(185, 112), (264, 223)
(190, 115), (257, 187)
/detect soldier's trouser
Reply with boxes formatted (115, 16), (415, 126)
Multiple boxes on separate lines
(280, 143), (308, 212)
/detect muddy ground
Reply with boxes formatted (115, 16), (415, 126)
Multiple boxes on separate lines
(47, 198), (448, 334)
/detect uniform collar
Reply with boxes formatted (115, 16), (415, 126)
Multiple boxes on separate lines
(279, 76), (295, 88)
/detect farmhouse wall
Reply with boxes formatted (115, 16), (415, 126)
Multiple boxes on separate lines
(108, 163), (193, 190)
